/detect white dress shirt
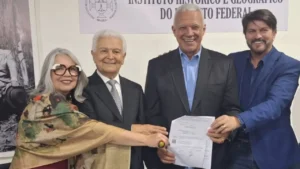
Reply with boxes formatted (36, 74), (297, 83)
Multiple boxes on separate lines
(97, 70), (123, 105)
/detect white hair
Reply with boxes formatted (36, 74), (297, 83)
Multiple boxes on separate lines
(91, 29), (127, 53)
(174, 4), (204, 24)
(31, 48), (88, 103)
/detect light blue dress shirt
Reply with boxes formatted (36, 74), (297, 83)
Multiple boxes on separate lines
(179, 47), (202, 169)
(179, 48), (202, 111)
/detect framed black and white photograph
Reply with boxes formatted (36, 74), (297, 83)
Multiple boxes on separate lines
(0, 0), (37, 166)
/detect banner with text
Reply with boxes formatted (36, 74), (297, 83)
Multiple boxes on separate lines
(79, 0), (288, 34)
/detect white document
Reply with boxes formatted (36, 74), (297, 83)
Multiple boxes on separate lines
(168, 116), (215, 169)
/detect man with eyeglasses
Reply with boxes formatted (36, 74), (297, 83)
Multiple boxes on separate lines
(76, 29), (168, 169)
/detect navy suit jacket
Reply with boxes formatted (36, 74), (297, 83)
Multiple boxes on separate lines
(231, 47), (300, 169)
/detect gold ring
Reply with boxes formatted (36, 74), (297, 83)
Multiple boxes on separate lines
(158, 140), (165, 148)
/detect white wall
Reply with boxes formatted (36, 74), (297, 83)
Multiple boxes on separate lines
(31, 0), (300, 140)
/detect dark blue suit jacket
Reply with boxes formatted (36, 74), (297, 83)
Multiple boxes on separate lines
(230, 47), (300, 169)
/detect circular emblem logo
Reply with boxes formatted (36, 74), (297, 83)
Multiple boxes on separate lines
(85, 0), (117, 22)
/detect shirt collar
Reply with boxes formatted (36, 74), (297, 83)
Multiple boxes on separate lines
(96, 70), (120, 84)
(247, 46), (275, 65)
(179, 46), (202, 60)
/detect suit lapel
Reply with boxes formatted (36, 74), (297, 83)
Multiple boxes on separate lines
(249, 48), (281, 105)
(90, 72), (123, 121)
(170, 49), (190, 114)
(191, 48), (212, 113)
(235, 53), (249, 100)
(120, 76), (133, 125)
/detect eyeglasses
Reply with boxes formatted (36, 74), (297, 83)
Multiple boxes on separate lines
(51, 64), (82, 76)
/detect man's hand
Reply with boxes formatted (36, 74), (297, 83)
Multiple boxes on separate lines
(131, 124), (168, 135)
(157, 148), (175, 164)
(210, 115), (241, 134)
(207, 129), (230, 144)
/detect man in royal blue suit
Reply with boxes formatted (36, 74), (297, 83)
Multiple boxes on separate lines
(210, 9), (300, 169)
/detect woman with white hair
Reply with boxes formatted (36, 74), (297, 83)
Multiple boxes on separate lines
(9, 48), (168, 169)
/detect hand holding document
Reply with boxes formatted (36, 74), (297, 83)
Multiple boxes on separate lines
(167, 115), (215, 169)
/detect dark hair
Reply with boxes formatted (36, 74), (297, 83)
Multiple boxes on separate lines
(242, 9), (277, 34)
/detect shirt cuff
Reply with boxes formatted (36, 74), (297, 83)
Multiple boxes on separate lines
(237, 114), (245, 128)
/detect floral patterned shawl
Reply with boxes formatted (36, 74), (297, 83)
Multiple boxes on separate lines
(9, 92), (131, 169)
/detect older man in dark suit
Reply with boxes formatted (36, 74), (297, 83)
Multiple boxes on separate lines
(143, 3), (241, 169)
(77, 29), (168, 169)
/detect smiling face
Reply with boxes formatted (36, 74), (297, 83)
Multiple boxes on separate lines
(91, 36), (125, 79)
(51, 54), (78, 95)
(245, 20), (276, 56)
(172, 10), (206, 58)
